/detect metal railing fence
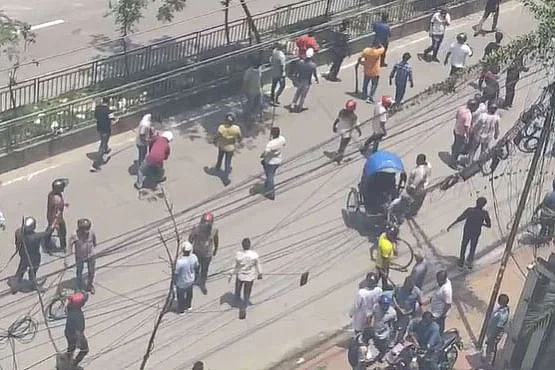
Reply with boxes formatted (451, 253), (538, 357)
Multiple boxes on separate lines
(0, 0), (373, 113)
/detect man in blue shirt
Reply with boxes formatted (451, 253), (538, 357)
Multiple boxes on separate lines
(407, 311), (441, 370)
(174, 242), (199, 313)
(389, 52), (414, 105)
(485, 294), (510, 365)
(373, 13), (391, 67)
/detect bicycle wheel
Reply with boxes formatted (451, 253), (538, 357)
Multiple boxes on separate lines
(346, 187), (360, 213)
(369, 238), (414, 272)
(46, 296), (67, 321)
(444, 346), (458, 369)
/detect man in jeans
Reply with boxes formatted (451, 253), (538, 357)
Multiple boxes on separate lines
(290, 48), (318, 113)
(389, 52), (414, 105)
(189, 213), (219, 295)
(485, 293), (510, 364)
(212, 113), (242, 186)
(270, 43), (286, 105)
(451, 100), (475, 166)
(358, 43), (384, 103)
(327, 20), (350, 81)
(242, 57), (263, 122)
(429, 270), (452, 334)
(423, 7), (450, 62)
(260, 127), (286, 200)
(174, 242), (199, 313)
(231, 238), (262, 309)
(135, 131), (173, 189)
(91, 97), (117, 172)
(67, 219), (97, 294)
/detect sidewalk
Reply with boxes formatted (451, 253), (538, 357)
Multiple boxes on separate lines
(291, 245), (542, 370)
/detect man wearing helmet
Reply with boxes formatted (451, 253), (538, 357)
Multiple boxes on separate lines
(46, 179), (68, 253)
(332, 100), (361, 163)
(64, 292), (89, 369)
(444, 33), (473, 76)
(362, 95), (392, 154)
(12, 217), (56, 293)
(68, 219), (97, 293)
(188, 213), (219, 294)
(368, 294), (397, 362)
(135, 131), (173, 189)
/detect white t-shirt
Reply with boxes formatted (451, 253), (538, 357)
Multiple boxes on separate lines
(430, 278), (453, 318)
(336, 111), (359, 138)
(474, 112), (500, 143)
(136, 114), (153, 146)
(350, 286), (383, 331)
(449, 42), (472, 68)
(263, 135), (286, 165)
(233, 249), (262, 282)
(372, 103), (387, 136)
(430, 12), (451, 35)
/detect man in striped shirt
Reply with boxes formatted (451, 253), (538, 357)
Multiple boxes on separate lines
(389, 52), (414, 105)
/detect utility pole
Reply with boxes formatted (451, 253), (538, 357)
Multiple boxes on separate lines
(477, 83), (555, 348)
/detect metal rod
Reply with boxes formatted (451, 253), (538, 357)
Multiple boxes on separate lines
(477, 83), (555, 348)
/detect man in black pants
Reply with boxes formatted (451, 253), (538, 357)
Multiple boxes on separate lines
(473, 0), (501, 36)
(91, 97), (117, 172)
(231, 238), (262, 309)
(65, 292), (89, 369)
(327, 20), (350, 81)
(189, 213), (219, 295)
(447, 197), (491, 269)
(12, 217), (55, 293)
(504, 54), (528, 109)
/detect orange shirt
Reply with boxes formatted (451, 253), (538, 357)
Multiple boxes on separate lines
(360, 47), (384, 77)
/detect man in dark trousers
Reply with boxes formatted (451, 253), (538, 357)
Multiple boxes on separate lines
(65, 292), (89, 369)
(389, 52), (414, 106)
(46, 179), (68, 253)
(91, 97), (117, 172)
(447, 197), (491, 269)
(473, 0), (501, 35)
(290, 48), (318, 113)
(231, 238), (262, 309)
(189, 213), (219, 295)
(12, 217), (55, 293)
(373, 13), (391, 67)
(503, 54), (528, 109)
(327, 20), (350, 81)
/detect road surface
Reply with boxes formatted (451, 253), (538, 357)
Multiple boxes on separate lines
(0, 2), (545, 369)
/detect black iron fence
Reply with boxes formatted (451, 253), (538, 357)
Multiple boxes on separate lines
(0, 0), (374, 113)
(0, 0), (467, 154)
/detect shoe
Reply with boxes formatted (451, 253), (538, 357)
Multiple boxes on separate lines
(88, 284), (95, 294)
(265, 193), (275, 201)
(105, 148), (112, 155)
(103, 155), (112, 164)
(134, 182), (142, 190)
(432, 57), (441, 63)
(159, 176), (167, 182)
(89, 166), (100, 172)
(365, 98), (374, 104)
(222, 178), (231, 186)
(200, 285), (208, 295)
(466, 263), (474, 270)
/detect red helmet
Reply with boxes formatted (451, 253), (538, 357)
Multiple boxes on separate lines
(202, 213), (214, 223)
(67, 292), (86, 308)
(345, 99), (357, 111)
(381, 95), (393, 108)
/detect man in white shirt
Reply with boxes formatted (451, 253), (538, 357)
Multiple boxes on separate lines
(350, 273), (382, 334)
(175, 242), (199, 313)
(469, 102), (500, 162)
(270, 43), (286, 105)
(332, 99), (361, 163)
(232, 238), (262, 308)
(136, 113), (154, 165)
(261, 127), (286, 200)
(407, 153), (432, 216)
(362, 95), (393, 154)
(430, 270), (452, 333)
(423, 7), (451, 62)
(444, 33), (473, 76)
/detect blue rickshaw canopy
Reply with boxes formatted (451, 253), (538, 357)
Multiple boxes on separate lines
(363, 151), (405, 176)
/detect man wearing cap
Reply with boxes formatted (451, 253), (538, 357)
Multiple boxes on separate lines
(189, 213), (219, 295)
(350, 272), (382, 334)
(135, 131), (173, 189)
(231, 238), (262, 308)
(65, 292), (89, 369)
(211, 113), (242, 186)
(175, 242), (199, 313)
(290, 48), (318, 113)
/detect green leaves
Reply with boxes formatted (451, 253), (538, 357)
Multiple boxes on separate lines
(157, 0), (187, 22)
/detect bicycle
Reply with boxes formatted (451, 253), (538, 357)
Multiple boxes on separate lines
(369, 237), (414, 272)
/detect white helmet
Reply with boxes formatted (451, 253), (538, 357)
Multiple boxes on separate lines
(306, 48), (314, 58)
(161, 131), (174, 142)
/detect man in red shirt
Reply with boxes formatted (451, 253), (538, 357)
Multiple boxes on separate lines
(134, 131), (173, 189)
(296, 32), (319, 59)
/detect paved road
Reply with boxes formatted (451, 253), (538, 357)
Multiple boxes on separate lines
(0, 0), (312, 82)
(0, 2), (545, 369)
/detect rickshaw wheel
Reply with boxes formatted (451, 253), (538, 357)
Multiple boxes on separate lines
(346, 187), (361, 213)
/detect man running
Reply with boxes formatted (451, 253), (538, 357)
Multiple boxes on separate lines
(423, 7), (450, 62)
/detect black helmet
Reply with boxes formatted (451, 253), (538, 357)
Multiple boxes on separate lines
(386, 224), (399, 238)
(77, 218), (92, 231)
(51, 179), (66, 193)
(23, 217), (36, 232)
(456, 33), (467, 43)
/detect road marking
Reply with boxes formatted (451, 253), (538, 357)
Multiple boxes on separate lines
(30, 19), (65, 31)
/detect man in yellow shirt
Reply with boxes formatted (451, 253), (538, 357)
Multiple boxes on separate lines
(358, 43), (385, 103)
(212, 113), (242, 186)
(375, 226), (398, 289)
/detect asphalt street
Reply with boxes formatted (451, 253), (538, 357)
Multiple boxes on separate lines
(0, 2), (548, 369)
(0, 0), (304, 81)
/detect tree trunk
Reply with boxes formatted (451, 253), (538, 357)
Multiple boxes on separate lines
(8, 67), (18, 110)
(121, 29), (131, 78)
(239, 0), (261, 43)
(224, 0), (231, 45)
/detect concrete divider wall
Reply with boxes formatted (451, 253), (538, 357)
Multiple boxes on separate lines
(0, 0), (487, 174)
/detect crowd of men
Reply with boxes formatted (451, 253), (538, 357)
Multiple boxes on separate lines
(1, 0), (534, 368)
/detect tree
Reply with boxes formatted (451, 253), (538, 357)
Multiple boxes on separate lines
(221, 0), (231, 45)
(0, 12), (35, 110)
(219, 0), (261, 46)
